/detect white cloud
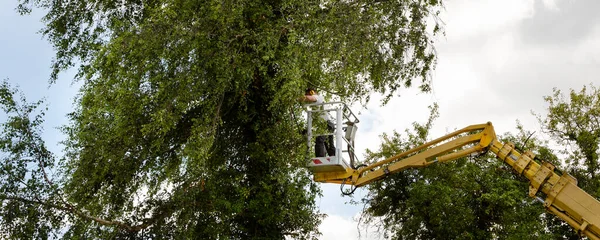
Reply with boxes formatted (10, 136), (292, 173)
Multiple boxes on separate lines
(541, 0), (562, 11)
(319, 213), (385, 240)
(573, 24), (600, 64)
(442, 0), (535, 40)
(481, 32), (518, 72)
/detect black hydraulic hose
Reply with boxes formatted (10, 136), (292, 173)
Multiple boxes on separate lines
(340, 177), (359, 196)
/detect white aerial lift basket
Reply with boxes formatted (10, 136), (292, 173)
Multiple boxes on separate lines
(305, 102), (360, 173)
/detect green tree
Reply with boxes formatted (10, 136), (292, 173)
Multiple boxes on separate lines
(536, 84), (600, 196)
(2, 0), (444, 238)
(358, 85), (600, 239)
(358, 104), (570, 239)
(535, 84), (600, 239)
(0, 81), (64, 239)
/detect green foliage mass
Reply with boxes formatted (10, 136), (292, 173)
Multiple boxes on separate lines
(0, 81), (64, 239)
(2, 0), (444, 238)
(534, 84), (600, 239)
(358, 103), (590, 239)
(358, 84), (600, 239)
(537, 84), (600, 196)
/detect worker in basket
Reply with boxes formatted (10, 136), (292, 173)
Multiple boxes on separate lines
(301, 87), (336, 158)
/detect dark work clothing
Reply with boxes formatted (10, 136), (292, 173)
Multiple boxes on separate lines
(315, 121), (336, 157)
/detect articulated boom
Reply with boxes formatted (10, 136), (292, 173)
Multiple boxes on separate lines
(311, 122), (600, 239)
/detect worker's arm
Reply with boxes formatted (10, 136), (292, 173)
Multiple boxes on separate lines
(300, 94), (318, 103)
(312, 122), (600, 240)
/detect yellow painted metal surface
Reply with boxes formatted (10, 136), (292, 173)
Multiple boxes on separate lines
(310, 122), (600, 239)
(491, 139), (600, 240)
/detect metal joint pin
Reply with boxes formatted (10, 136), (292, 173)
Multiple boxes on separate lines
(535, 197), (544, 204)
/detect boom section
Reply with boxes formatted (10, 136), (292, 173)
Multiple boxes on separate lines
(311, 122), (600, 239)
(491, 139), (600, 240)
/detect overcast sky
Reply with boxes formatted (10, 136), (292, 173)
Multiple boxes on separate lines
(1, 0), (599, 239)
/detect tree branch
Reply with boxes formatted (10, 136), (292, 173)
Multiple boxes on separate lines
(0, 194), (153, 232)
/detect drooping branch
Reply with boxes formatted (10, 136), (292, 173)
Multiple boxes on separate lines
(0, 194), (151, 232)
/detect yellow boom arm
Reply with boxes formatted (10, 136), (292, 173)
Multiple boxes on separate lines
(313, 122), (600, 239)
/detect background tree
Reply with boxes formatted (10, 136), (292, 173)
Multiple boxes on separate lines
(0, 80), (64, 239)
(358, 103), (583, 239)
(535, 83), (600, 239)
(536, 84), (600, 195)
(2, 0), (445, 238)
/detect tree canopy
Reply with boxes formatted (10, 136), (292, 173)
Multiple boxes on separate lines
(1, 0), (444, 238)
(358, 84), (600, 239)
(537, 84), (600, 196)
